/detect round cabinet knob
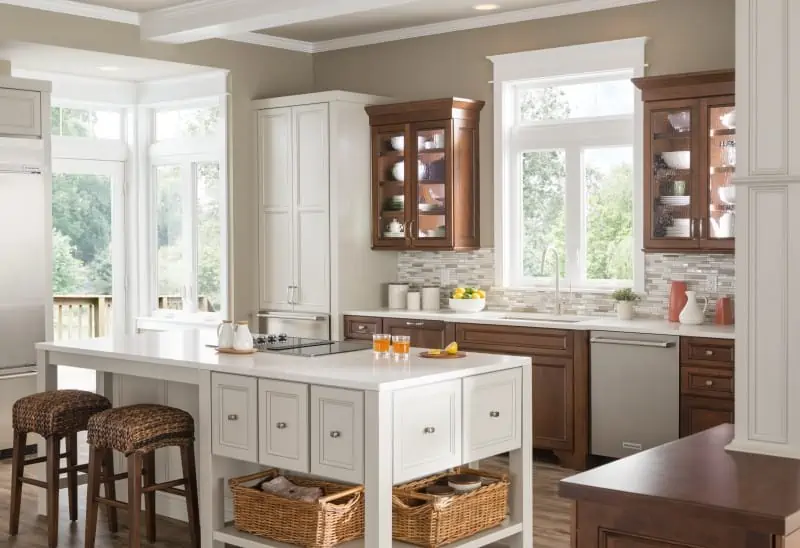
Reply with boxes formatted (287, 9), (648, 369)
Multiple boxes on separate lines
(489, 411), (500, 418)
(705, 380), (714, 387)
(276, 422), (287, 429)
(329, 431), (341, 438)
(227, 414), (239, 421)
(705, 350), (714, 356)
(423, 426), (436, 434)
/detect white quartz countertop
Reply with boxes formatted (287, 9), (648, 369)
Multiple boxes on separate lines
(343, 309), (736, 340)
(36, 330), (530, 391)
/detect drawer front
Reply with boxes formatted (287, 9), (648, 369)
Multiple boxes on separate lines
(211, 373), (258, 462)
(463, 368), (522, 461)
(311, 386), (364, 484)
(0, 88), (41, 137)
(258, 379), (309, 472)
(681, 337), (734, 368)
(343, 315), (382, 340)
(383, 318), (450, 349)
(681, 367), (733, 398)
(680, 396), (734, 437)
(455, 323), (573, 357)
(393, 379), (462, 484)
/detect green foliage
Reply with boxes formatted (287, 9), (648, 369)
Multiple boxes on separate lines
(611, 288), (639, 302)
(585, 163), (634, 280)
(52, 173), (111, 265)
(52, 228), (87, 294)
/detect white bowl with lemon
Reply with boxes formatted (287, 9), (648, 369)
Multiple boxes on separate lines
(448, 287), (486, 313)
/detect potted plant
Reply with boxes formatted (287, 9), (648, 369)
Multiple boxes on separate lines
(611, 288), (639, 320)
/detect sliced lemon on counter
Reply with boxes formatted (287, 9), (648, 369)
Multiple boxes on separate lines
(445, 342), (459, 355)
(428, 349), (441, 356)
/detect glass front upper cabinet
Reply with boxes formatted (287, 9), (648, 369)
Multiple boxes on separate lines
(373, 126), (408, 245)
(705, 100), (736, 245)
(413, 126), (448, 241)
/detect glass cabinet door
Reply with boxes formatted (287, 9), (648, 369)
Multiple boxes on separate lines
(413, 125), (449, 243)
(705, 100), (735, 243)
(374, 126), (409, 245)
(648, 106), (695, 243)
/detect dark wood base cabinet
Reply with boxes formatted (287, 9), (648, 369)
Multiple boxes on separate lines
(342, 315), (454, 349)
(679, 337), (735, 437)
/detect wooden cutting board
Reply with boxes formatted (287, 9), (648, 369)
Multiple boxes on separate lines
(216, 347), (258, 355)
(418, 351), (467, 359)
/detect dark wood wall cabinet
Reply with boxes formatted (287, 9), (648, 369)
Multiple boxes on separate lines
(633, 70), (735, 253)
(679, 337), (734, 437)
(365, 98), (484, 251)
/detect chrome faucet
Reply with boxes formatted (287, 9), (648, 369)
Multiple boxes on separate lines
(541, 247), (561, 315)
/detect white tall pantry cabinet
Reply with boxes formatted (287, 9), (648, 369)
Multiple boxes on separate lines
(253, 92), (397, 338)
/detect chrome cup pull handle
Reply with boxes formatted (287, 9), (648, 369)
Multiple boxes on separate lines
(330, 430), (341, 438)
(489, 411), (500, 418)
(276, 422), (287, 429)
(423, 426), (436, 434)
(227, 414), (239, 421)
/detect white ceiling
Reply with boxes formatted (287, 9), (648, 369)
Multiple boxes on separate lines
(0, 41), (213, 81)
(68, 0), (192, 12)
(262, 0), (563, 42)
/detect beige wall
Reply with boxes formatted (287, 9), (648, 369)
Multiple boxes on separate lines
(0, 60), (10, 75)
(0, 4), (314, 321)
(313, 0), (735, 245)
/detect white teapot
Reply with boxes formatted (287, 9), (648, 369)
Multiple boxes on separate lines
(217, 320), (235, 349)
(233, 321), (254, 351)
(710, 211), (735, 238)
(387, 219), (404, 234)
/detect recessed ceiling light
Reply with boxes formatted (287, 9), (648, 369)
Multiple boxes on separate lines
(474, 3), (499, 10)
(97, 66), (120, 72)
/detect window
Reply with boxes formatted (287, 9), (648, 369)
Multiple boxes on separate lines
(51, 106), (122, 139)
(150, 101), (225, 315)
(491, 39), (645, 291)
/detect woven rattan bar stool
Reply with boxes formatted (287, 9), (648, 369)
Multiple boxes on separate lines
(9, 389), (114, 548)
(84, 403), (200, 548)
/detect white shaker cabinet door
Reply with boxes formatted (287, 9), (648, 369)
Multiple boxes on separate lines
(258, 379), (309, 472)
(0, 88), (41, 137)
(211, 373), (258, 463)
(258, 107), (294, 311)
(463, 368), (522, 462)
(310, 385), (364, 484)
(393, 379), (462, 484)
(292, 103), (330, 314)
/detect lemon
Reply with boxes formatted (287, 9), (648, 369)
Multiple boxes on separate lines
(445, 342), (458, 355)
(428, 349), (441, 356)
(471, 293), (482, 300)
(477, 289), (486, 298)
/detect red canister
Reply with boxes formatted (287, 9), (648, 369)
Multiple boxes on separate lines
(714, 296), (734, 325)
(668, 281), (688, 322)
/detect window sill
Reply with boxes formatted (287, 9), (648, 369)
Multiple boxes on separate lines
(500, 285), (630, 296)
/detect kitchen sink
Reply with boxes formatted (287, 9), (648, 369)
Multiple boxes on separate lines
(500, 314), (593, 324)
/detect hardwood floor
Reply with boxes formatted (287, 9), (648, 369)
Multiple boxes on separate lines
(0, 457), (573, 547)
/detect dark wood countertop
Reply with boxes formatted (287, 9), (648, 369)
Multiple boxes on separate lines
(559, 424), (800, 535)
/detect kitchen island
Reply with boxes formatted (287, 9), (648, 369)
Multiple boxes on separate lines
(35, 330), (532, 548)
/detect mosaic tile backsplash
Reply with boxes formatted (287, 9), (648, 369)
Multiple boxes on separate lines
(396, 249), (735, 321)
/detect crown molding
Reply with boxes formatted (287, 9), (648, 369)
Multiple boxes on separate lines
(0, 0), (139, 25)
(311, 0), (658, 53)
(224, 32), (314, 53)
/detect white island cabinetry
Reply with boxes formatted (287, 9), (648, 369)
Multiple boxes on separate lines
(36, 330), (532, 548)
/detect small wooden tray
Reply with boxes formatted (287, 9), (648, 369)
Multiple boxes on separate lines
(419, 351), (467, 359)
(216, 347), (258, 355)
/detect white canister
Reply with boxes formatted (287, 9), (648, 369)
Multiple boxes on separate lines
(422, 286), (441, 311)
(407, 291), (421, 311)
(388, 283), (409, 310)
(217, 320), (235, 349)
(233, 321), (254, 351)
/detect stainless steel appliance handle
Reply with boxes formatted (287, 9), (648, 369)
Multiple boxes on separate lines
(590, 337), (674, 348)
(256, 312), (327, 321)
(0, 371), (37, 380)
(286, 286), (293, 305)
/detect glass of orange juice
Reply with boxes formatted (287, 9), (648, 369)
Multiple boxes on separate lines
(392, 335), (411, 361)
(373, 334), (391, 358)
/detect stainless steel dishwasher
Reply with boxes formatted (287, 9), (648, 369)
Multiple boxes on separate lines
(590, 330), (679, 458)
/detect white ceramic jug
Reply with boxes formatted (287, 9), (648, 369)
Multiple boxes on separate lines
(217, 320), (235, 349)
(233, 321), (254, 351)
(679, 290), (708, 325)
(710, 211), (735, 238)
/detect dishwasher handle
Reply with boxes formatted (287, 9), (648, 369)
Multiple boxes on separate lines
(590, 337), (675, 348)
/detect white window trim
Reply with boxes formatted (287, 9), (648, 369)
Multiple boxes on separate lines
(490, 37), (647, 293)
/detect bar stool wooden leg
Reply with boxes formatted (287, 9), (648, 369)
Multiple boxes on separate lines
(66, 432), (79, 521)
(127, 453), (143, 547)
(143, 452), (157, 543)
(181, 444), (201, 548)
(102, 449), (118, 533)
(8, 430), (26, 536)
(46, 435), (61, 548)
(84, 446), (104, 548)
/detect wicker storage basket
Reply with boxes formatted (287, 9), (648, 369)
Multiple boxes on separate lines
(229, 469), (364, 548)
(391, 467), (510, 547)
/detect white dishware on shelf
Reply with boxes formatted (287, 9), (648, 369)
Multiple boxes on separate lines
(417, 160), (427, 179)
(660, 196), (691, 207)
(667, 111), (691, 132)
(718, 185), (736, 205)
(383, 232), (404, 238)
(392, 161), (404, 181)
(390, 135), (404, 151)
(233, 321), (254, 351)
(720, 110), (736, 129)
(710, 211), (735, 238)
(217, 321), (235, 349)
(387, 218), (404, 234)
(679, 291), (708, 325)
(449, 298), (486, 313)
(661, 151), (691, 170)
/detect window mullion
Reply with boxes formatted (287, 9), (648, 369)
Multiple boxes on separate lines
(181, 160), (197, 313)
(564, 146), (582, 288)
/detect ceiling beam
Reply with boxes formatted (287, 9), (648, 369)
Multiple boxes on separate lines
(139, 0), (419, 43)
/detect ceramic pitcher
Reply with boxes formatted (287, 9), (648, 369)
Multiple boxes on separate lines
(679, 291), (708, 325)
(233, 321), (254, 351)
(217, 320), (235, 349)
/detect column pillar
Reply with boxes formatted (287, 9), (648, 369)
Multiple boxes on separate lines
(727, 0), (800, 458)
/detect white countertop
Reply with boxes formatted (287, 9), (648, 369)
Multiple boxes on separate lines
(36, 330), (529, 391)
(344, 309), (736, 340)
